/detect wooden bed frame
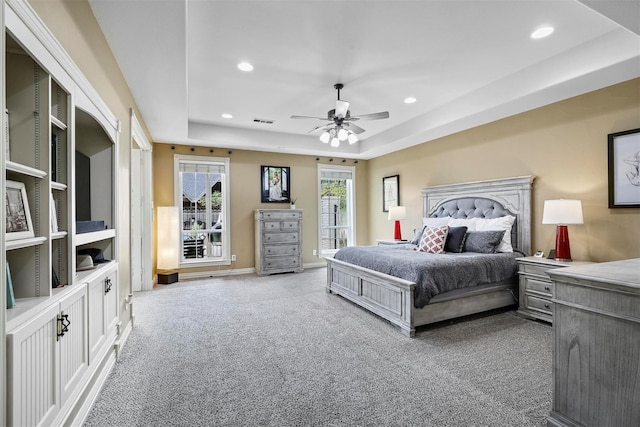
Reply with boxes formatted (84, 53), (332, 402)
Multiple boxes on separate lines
(326, 176), (535, 337)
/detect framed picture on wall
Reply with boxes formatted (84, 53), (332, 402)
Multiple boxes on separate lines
(608, 128), (640, 208)
(382, 175), (399, 212)
(5, 180), (35, 241)
(260, 165), (291, 203)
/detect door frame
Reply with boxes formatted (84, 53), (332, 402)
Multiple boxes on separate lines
(130, 109), (153, 291)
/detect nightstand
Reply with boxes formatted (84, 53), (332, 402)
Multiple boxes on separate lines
(376, 239), (409, 245)
(516, 256), (592, 323)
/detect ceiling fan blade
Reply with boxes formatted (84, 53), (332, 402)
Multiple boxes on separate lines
(291, 115), (329, 120)
(335, 100), (350, 118)
(344, 122), (365, 134)
(351, 111), (389, 121)
(309, 124), (333, 133)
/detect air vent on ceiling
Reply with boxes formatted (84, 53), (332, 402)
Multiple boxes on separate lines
(253, 118), (274, 124)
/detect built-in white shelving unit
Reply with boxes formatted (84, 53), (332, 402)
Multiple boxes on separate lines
(2, 1), (120, 425)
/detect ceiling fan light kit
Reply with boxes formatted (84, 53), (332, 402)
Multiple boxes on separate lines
(291, 83), (389, 147)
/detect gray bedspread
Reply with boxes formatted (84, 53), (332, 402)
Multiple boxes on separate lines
(333, 245), (520, 308)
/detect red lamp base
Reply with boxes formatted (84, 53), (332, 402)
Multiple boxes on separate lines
(555, 225), (572, 262)
(393, 220), (402, 240)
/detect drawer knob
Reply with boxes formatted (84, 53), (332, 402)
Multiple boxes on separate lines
(544, 304), (551, 309)
(544, 286), (551, 292)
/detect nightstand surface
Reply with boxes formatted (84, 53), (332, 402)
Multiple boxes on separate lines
(516, 256), (593, 323)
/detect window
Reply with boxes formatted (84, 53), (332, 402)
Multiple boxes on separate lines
(174, 155), (230, 265)
(318, 165), (356, 256)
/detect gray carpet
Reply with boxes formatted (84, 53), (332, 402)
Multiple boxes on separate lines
(83, 267), (552, 426)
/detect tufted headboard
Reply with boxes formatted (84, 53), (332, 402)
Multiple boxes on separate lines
(421, 176), (535, 255)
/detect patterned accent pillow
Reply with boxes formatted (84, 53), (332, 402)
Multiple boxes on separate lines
(418, 225), (449, 254)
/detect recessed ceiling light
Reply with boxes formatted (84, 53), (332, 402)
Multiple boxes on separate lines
(221, 113), (233, 119)
(404, 97), (417, 104)
(531, 26), (554, 39)
(237, 62), (254, 72)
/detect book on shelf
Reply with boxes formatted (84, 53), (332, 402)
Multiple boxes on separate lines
(6, 262), (16, 308)
(50, 193), (58, 233)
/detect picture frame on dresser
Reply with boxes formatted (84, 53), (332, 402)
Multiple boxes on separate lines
(608, 128), (640, 208)
(260, 165), (291, 203)
(5, 180), (35, 240)
(382, 174), (399, 212)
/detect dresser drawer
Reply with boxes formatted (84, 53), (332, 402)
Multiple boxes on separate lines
(264, 244), (299, 257)
(263, 232), (299, 243)
(521, 276), (553, 297)
(263, 257), (301, 269)
(259, 210), (301, 220)
(525, 294), (553, 316)
(519, 262), (561, 278)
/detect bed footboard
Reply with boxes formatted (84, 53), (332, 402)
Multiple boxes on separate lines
(326, 257), (417, 336)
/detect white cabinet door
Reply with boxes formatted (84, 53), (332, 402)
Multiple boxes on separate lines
(87, 273), (107, 365)
(6, 304), (61, 427)
(58, 286), (89, 409)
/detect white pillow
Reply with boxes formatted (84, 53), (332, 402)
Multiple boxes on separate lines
(422, 217), (451, 228)
(447, 217), (477, 231)
(475, 215), (516, 252)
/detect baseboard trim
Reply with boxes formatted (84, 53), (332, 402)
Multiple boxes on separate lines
(114, 319), (133, 359)
(179, 267), (256, 280)
(303, 262), (326, 269)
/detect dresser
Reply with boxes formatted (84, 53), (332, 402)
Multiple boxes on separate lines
(516, 257), (591, 323)
(255, 209), (303, 276)
(547, 259), (640, 427)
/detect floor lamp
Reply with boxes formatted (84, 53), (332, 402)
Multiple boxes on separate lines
(388, 206), (407, 241)
(542, 199), (583, 262)
(157, 206), (180, 284)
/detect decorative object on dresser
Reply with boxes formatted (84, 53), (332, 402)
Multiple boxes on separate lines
(382, 174), (399, 212)
(388, 205), (406, 240)
(516, 256), (592, 323)
(255, 209), (303, 276)
(260, 165), (291, 203)
(326, 175), (534, 337)
(5, 180), (35, 240)
(157, 206), (180, 284)
(547, 259), (640, 427)
(607, 128), (640, 208)
(542, 199), (583, 262)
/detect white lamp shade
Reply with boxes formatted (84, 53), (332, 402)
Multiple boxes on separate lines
(337, 128), (348, 140)
(348, 133), (358, 144)
(388, 205), (407, 221)
(319, 131), (331, 143)
(542, 199), (584, 225)
(330, 137), (340, 147)
(157, 206), (180, 270)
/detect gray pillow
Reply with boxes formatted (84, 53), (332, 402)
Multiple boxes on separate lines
(444, 226), (468, 253)
(463, 230), (506, 254)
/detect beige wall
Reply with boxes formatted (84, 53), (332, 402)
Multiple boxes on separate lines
(30, 0), (150, 325)
(368, 79), (640, 263)
(153, 144), (369, 273)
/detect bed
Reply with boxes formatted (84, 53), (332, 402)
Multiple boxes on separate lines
(325, 175), (535, 337)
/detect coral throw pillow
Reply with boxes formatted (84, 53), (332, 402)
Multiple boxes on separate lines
(418, 225), (449, 254)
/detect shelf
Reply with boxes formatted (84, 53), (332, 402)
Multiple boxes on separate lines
(74, 260), (116, 285)
(6, 160), (48, 178)
(6, 236), (47, 251)
(51, 181), (67, 191)
(6, 295), (54, 332)
(75, 228), (116, 246)
(50, 115), (67, 130)
(51, 231), (68, 240)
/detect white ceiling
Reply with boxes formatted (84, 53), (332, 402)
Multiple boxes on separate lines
(88, 0), (640, 159)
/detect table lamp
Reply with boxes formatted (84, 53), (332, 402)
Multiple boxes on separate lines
(542, 199), (583, 262)
(388, 205), (407, 240)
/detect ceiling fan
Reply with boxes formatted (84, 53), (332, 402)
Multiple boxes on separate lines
(291, 83), (389, 147)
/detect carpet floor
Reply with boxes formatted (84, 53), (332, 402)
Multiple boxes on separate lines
(83, 267), (552, 426)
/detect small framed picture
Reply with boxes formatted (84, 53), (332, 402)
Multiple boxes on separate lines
(608, 128), (640, 208)
(382, 174), (399, 212)
(6, 180), (35, 241)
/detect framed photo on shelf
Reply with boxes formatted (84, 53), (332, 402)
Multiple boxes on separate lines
(260, 165), (291, 203)
(608, 128), (640, 208)
(6, 262), (15, 308)
(382, 174), (399, 212)
(5, 180), (35, 241)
